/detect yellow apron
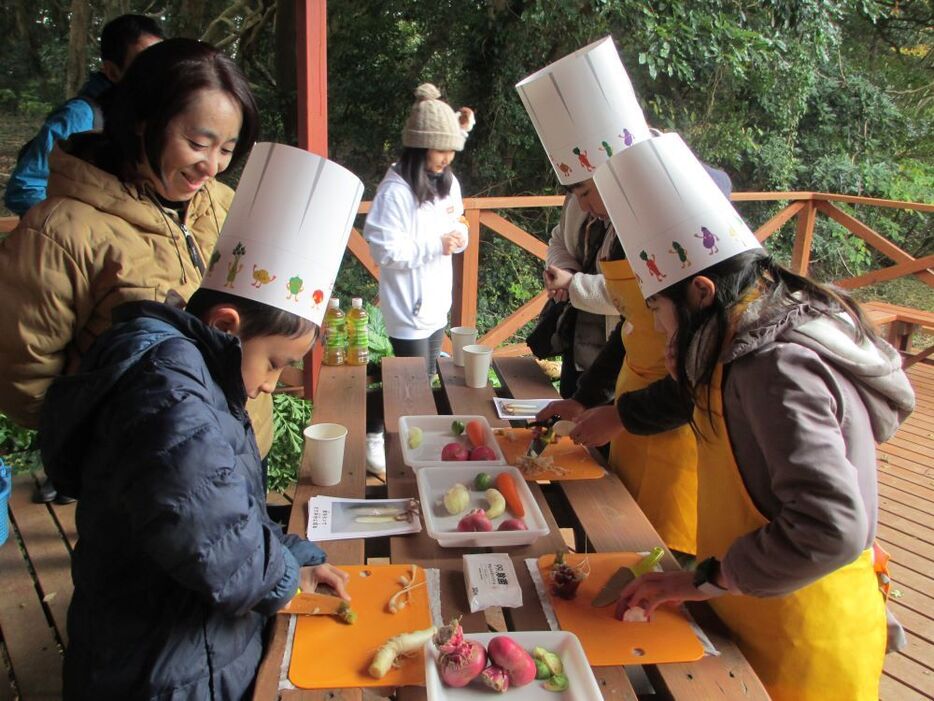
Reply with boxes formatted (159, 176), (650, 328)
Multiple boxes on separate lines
(695, 364), (886, 701)
(599, 259), (697, 554)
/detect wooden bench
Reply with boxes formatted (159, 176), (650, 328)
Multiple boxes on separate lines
(862, 300), (934, 367)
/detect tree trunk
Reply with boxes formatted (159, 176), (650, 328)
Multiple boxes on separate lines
(65, 0), (91, 98)
(275, 0), (297, 145)
(13, 0), (45, 76)
(176, 0), (208, 42)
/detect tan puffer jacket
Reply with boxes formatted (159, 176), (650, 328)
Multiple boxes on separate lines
(0, 138), (273, 456)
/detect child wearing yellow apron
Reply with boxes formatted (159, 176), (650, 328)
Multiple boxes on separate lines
(597, 258), (697, 555)
(594, 133), (913, 701)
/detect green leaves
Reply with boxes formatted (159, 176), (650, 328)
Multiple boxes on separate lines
(0, 412), (40, 475)
(267, 394), (313, 494)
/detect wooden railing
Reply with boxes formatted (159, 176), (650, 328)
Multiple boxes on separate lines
(346, 191), (933, 361)
(4, 189), (931, 393)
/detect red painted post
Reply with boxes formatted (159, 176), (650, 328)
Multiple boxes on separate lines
(297, 0), (328, 400)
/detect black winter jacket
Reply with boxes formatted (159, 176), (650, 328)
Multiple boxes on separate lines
(40, 301), (325, 700)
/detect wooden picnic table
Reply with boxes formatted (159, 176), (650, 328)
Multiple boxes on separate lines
(253, 354), (769, 700)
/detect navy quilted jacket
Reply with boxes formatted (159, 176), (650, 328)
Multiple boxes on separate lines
(40, 301), (325, 700)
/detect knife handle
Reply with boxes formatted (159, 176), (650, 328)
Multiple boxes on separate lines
(631, 547), (665, 577)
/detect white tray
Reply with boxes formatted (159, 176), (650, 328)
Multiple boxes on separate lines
(416, 465), (549, 548)
(493, 397), (554, 421)
(424, 630), (601, 700)
(399, 415), (506, 469)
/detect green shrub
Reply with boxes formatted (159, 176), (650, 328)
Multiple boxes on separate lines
(267, 394), (313, 493)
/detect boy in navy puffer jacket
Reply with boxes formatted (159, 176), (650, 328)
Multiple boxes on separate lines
(38, 144), (365, 700)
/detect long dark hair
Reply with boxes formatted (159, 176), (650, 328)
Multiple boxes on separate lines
(103, 38), (259, 185)
(396, 147), (453, 205)
(658, 250), (878, 410)
(186, 288), (317, 342)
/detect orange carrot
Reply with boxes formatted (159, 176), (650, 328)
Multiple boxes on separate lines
(466, 420), (486, 448)
(495, 472), (524, 518)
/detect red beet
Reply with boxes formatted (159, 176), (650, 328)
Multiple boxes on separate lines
(457, 508), (493, 532)
(468, 445), (497, 461)
(497, 518), (528, 531)
(441, 442), (469, 461)
(434, 618), (487, 688)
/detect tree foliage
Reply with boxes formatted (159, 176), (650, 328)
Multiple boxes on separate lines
(1, 0), (931, 301)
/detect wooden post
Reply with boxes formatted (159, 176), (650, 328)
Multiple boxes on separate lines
(297, 0), (328, 401)
(451, 207), (480, 329)
(790, 200), (817, 275)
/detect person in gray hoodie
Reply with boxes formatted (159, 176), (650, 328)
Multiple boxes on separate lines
(614, 250), (913, 701)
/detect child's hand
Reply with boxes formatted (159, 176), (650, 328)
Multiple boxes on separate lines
(441, 231), (466, 255)
(535, 399), (584, 423)
(300, 564), (352, 601)
(570, 405), (623, 447)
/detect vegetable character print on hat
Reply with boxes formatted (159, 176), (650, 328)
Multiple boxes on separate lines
(696, 226), (720, 255)
(621, 128), (634, 146)
(639, 250), (666, 282)
(573, 146), (595, 172)
(225, 242), (246, 288)
(286, 275), (304, 301)
(207, 250), (221, 277)
(669, 241), (691, 269)
(251, 265), (277, 288)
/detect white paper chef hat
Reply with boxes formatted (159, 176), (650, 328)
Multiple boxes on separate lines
(200, 143), (364, 326)
(593, 133), (762, 298)
(516, 36), (651, 186)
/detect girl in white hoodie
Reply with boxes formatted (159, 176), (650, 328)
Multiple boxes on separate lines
(364, 83), (475, 375)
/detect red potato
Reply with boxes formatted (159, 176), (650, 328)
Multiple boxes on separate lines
(441, 442), (469, 461)
(486, 636), (537, 687)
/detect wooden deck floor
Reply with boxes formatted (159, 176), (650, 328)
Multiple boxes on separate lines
(1, 364), (933, 699)
(878, 361), (934, 700)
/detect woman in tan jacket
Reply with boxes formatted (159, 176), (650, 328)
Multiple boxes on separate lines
(0, 38), (268, 500)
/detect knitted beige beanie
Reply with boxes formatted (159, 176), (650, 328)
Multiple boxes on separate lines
(402, 83), (474, 151)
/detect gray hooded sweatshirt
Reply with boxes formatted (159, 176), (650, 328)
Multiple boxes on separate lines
(706, 292), (914, 650)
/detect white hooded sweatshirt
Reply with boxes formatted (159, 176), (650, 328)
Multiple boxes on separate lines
(364, 167), (468, 339)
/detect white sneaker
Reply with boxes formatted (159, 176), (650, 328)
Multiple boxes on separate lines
(366, 432), (386, 476)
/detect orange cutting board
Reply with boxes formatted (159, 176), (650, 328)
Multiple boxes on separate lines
(496, 428), (605, 480)
(289, 564), (434, 689)
(538, 553), (705, 666)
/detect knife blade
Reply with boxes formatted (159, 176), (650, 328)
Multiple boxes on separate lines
(591, 547), (665, 607)
(277, 591), (345, 616)
(525, 414), (559, 457)
(524, 433), (549, 458)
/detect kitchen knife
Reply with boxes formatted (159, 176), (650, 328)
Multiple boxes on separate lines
(524, 414), (559, 457)
(591, 547), (665, 607)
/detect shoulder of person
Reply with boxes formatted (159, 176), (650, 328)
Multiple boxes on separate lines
(14, 196), (102, 255)
(727, 341), (838, 404)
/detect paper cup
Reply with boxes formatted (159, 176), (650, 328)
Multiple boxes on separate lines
(302, 423), (347, 486)
(450, 327), (479, 367)
(462, 344), (493, 388)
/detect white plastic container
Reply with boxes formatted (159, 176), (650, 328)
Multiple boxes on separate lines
(424, 630), (602, 701)
(416, 465), (548, 548)
(399, 415), (506, 469)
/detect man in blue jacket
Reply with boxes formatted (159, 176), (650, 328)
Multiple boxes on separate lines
(4, 14), (164, 215)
